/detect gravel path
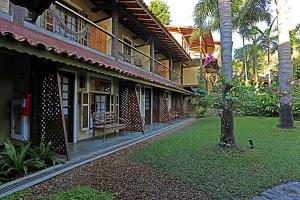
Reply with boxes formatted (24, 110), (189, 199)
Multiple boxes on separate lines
(25, 125), (207, 200)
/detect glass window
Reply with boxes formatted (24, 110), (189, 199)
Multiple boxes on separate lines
(90, 78), (110, 93)
(91, 94), (109, 113)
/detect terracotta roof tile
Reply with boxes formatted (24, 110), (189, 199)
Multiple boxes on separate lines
(0, 17), (191, 94)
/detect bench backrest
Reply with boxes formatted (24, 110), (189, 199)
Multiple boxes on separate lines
(93, 112), (117, 125)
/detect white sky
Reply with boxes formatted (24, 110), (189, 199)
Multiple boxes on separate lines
(144, 0), (300, 49)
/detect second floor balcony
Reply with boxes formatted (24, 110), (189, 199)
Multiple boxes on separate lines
(0, 0), (187, 85)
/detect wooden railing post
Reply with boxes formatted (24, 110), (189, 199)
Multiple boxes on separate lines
(112, 2), (119, 61)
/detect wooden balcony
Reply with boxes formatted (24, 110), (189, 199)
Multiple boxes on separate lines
(29, 1), (182, 83)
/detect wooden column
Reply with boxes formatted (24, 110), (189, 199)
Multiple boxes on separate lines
(111, 2), (119, 61)
(169, 55), (173, 81)
(150, 39), (155, 74)
(180, 60), (183, 85)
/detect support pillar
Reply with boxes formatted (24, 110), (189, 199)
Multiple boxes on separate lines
(150, 39), (155, 74)
(111, 2), (119, 61)
(169, 55), (173, 81)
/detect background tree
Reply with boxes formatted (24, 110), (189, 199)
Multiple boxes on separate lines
(148, 0), (171, 25)
(253, 19), (278, 86)
(276, 0), (294, 128)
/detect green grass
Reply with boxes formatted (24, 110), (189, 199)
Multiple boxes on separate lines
(128, 117), (300, 199)
(2, 187), (114, 200)
(44, 186), (114, 200)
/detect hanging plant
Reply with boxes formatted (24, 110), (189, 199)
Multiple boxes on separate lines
(203, 53), (219, 71)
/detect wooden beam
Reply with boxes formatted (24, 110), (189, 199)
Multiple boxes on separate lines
(93, 16), (111, 24)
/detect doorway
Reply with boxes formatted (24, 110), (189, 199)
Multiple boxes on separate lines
(144, 88), (152, 125)
(59, 71), (75, 143)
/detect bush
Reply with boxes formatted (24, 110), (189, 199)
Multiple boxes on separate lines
(0, 142), (44, 181)
(29, 141), (61, 167)
(0, 140), (61, 184)
(192, 76), (300, 118)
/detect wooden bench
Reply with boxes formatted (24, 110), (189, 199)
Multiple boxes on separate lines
(169, 108), (179, 121)
(92, 112), (126, 141)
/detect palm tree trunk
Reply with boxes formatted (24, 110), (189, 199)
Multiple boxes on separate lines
(276, 0), (294, 128)
(218, 0), (235, 147)
(252, 55), (258, 87)
(267, 45), (271, 86)
(243, 36), (248, 85)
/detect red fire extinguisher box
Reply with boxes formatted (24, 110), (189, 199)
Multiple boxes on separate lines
(21, 93), (31, 116)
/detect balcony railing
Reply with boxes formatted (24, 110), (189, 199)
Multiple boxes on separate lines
(27, 1), (181, 83)
(39, 1), (113, 56)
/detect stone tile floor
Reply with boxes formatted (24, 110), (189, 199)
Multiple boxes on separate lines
(254, 182), (300, 200)
(68, 120), (183, 160)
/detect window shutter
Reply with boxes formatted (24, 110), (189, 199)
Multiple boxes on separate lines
(81, 92), (89, 131)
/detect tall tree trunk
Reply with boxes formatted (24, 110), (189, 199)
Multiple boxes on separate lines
(218, 0), (235, 147)
(242, 36), (248, 85)
(252, 55), (258, 87)
(276, 0), (294, 128)
(267, 45), (271, 86)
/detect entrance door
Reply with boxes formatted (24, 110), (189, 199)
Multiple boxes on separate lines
(59, 72), (74, 143)
(144, 88), (151, 125)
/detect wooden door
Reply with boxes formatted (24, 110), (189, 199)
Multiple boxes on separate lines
(59, 72), (74, 143)
(144, 88), (151, 125)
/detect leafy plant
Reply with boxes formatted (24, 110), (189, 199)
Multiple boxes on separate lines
(29, 141), (61, 167)
(0, 141), (44, 180)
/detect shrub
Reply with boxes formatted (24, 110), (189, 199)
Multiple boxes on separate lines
(0, 141), (44, 181)
(29, 141), (61, 167)
(191, 76), (300, 118)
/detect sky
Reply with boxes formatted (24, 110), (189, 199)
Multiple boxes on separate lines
(144, 0), (300, 50)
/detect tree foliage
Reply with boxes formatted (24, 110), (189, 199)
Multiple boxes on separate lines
(148, 0), (171, 25)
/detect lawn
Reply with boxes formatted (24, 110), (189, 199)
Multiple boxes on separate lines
(128, 117), (300, 199)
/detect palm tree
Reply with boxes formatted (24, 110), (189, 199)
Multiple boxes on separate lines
(218, 0), (235, 146)
(275, 0), (294, 128)
(254, 18), (278, 86)
(236, 0), (271, 86)
(193, 0), (270, 146)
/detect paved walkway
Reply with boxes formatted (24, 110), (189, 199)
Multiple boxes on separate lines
(68, 120), (183, 160)
(254, 182), (300, 200)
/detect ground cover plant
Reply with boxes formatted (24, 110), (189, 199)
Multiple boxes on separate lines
(1, 187), (114, 200)
(129, 117), (300, 199)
